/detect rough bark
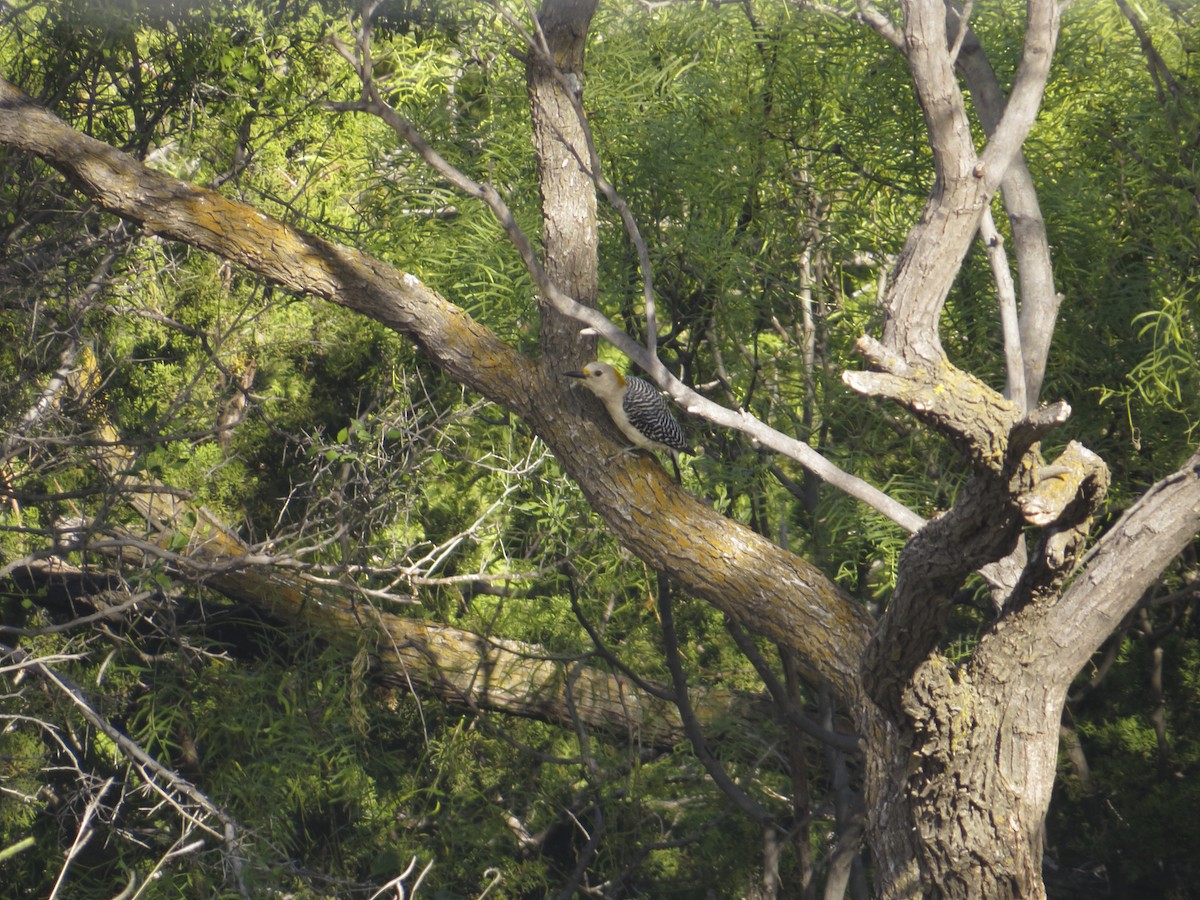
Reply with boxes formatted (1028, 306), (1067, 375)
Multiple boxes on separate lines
(526, 0), (600, 365)
(839, 1), (1154, 895)
(60, 511), (741, 749)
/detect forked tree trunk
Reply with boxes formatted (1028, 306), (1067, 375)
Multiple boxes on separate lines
(857, 438), (1200, 898)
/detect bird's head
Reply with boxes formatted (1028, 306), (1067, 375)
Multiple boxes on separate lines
(565, 361), (626, 399)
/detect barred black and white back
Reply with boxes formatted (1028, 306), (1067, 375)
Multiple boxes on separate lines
(620, 374), (690, 456)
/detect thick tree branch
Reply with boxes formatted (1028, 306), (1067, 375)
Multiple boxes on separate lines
(881, 0), (1059, 364)
(973, 0), (1060, 187)
(1034, 447), (1200, 680)
(956, 23), (1062, 409)
(39, 516), (738, 749)
(812, 0), (1064, 407)
(0, 80), (533, 414)
(0, 77), (872, 701)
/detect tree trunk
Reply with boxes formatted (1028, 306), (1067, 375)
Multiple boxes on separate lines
(526, 0), (599, 365)
(857, 441), (1200, 897)
(862, 662), (1060, 899)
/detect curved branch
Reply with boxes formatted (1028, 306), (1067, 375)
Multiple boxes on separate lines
(879, 0), (1060, 366)
(657, 576), (772, 823)
(0, 80), (533, 415)
(956, 21), (1062, 409)
(974, 0), (1060, 189)
(806, 0), (1063, 409)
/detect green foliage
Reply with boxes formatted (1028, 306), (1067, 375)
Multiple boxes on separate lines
(1050, 586), (1200, 897)
(1027, 0), (1200, 490)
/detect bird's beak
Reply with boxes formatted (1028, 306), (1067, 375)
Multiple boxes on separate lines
(564, 371), (585, 379)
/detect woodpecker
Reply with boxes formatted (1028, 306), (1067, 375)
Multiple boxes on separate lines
(565, 361), (690, 481)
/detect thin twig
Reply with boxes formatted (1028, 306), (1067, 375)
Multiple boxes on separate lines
(0, 643), (240, 840)
(47, 776), (114, 900)
(655, 575), (772, 823)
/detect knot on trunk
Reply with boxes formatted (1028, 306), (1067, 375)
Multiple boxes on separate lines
(1018, 440), (1109, 528)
